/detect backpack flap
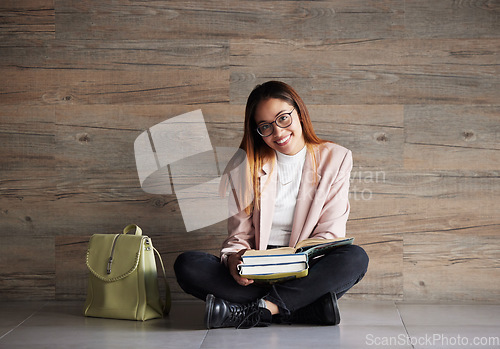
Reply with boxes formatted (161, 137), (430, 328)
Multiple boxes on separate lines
(86, 233), (143, 282)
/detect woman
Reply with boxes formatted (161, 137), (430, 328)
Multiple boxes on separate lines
(174, 81), (369, 329)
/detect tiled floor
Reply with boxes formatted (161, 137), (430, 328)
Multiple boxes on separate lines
(1, 300), (499, 349)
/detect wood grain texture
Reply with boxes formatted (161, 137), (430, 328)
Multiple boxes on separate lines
(0, 69), (229, 106)
(1, 0), (499, 303)
(0, 106), (55, 169)
(55, 0), (405, 41)
(401, 194), (498, 301)
(0, 39), (229, 105)
(308, 105), (404, 169)
(404, 0), (500, 38)
(0, 106), (57, 236)
(404, 229), (500, 302)
(51, 105), (243, 236)
(404, 105), (500, 170)
(0, 40), (228, 70)
(347, 167), (499, 302)
(0, 236), (55, 300)
(55, 236), (89, 300)
(0, 0), (55, 44)
(230, 38), (499, 105)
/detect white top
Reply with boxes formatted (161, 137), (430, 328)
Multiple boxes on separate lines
(267, 146), (307, 247)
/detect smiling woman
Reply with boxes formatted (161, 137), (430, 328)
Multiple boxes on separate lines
(254, 101), (304, 156)
(174, 81), (369, 329)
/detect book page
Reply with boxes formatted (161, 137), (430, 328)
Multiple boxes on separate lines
(295, 237), (352, 250)
(242, 247), (296, 256)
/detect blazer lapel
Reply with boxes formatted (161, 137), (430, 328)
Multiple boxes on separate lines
(258, 159), (277, 249)
(289, 149), (321, 247)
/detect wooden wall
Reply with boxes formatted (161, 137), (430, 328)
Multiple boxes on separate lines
(1, 0), (499, 303)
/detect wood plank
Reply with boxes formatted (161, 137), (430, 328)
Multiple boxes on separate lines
(0, 38), (229, 106)
(404, 105), (500, 171)
(55, 0), (405, 41)
(0, 106), (55, 169)
(0, 68), (229, 106)
(349, 172), (499, 236)
(0, 39), (228, 70)
(230, 38), (499, 105)
(403, 197), (498, 237)
(55, 236), (89, 300)
(0, 106), (57, 236)
(404, 0), (500, 38)
(0, 236), (55, 300)
(404, 229), (500, 302)
(354, 245), (402, 300)
(0, 197), (59, 236)
(308, 105), (404, 169)
(405, 144), (500, 171)
(0, 0), (55, 44)
(340, 183), (408, 300)
(347, 189), (407, 300)
(349, 170), (500, 205)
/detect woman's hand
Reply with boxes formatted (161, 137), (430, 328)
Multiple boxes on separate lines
(227, 250), (254, 286)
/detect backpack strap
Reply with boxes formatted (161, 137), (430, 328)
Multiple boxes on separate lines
(123, 224), (142, 236)
(123, 224), (171, 315)
(154, 247), (172, 315)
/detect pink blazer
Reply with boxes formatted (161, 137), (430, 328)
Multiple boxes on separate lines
(221, 142), (352, 258)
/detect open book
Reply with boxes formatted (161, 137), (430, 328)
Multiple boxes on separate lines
(238, 237), (354, 281)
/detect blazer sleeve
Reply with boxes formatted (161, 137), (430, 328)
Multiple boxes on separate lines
(309, 149), (353, 239)
(219, 167), (257, 263)
(219, 210), (256, 265)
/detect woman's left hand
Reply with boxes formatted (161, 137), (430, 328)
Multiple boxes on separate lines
(227, 249), (254, 286)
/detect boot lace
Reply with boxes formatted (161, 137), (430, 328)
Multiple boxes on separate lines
(228, 302), (261, 329)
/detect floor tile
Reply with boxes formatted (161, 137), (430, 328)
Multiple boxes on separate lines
(338, 325), (414, 349)
(164, 300), (206, 330)
(202, 324), (412, 349)
(403, 326), (500, 349)
(0, 301), (207, 349)
(396, 303), (500, 326)
(0, 302), (46, 339)
(339, 300), (404, 326)
(397, 304), (500, 349)
(1, 301), (498, 349)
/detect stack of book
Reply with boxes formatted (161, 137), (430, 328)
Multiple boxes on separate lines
(238, 237), (354, 282)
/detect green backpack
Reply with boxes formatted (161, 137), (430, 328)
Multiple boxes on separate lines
(84, 224), (171, 321)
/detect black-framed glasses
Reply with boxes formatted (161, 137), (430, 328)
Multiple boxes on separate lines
(256, 108), (295, 137)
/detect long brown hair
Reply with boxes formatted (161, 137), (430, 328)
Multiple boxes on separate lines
(225, 81), (326, 215)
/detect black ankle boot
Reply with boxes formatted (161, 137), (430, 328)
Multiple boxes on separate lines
(204, 294), (272, 329)
(286, 292), (340, 326)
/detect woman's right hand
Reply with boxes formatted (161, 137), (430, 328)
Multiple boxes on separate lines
(227, 250), (254, 286)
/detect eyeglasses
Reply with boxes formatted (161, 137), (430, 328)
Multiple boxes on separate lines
(255, 108), (295, 137)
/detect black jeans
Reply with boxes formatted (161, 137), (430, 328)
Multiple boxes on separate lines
(174, 244), (368, 316)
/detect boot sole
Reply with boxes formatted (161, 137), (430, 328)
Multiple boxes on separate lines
(204, 294), (215, 329)
(331, 292), (340, 326)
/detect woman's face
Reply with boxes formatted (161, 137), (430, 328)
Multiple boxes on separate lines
(254, 98), (305, 156)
